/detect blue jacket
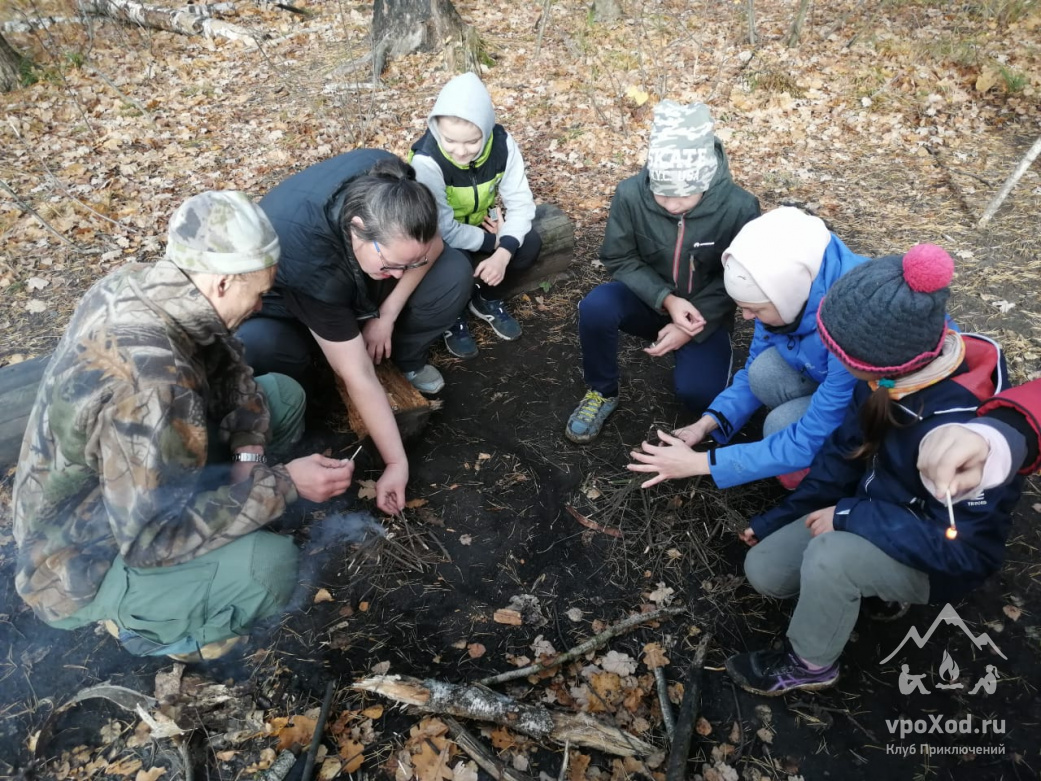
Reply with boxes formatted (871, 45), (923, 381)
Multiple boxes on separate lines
(749, 335), (1022, 604)
(705, 235), (868, 487)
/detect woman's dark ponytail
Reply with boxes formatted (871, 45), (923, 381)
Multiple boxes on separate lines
(340, 156), (438, 245)
(849, 385), (901, 461)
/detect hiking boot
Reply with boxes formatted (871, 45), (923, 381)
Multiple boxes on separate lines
(777, 468), (811, 491)
(167, 635), (249, 663)
(726, 644), (840, 696)
(101, 620), (246, 662)
(469, 295), (522, 341)
(863, 597), (911, 622)
(565, 390), (619, 444)
(404, 364), (445, 395)
(443, 317), (479, 359)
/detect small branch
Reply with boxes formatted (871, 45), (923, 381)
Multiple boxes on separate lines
(653, 667), (675, 742)
(665, 632), (713, 781)
(301, 682), (335, 781)
(478, 605), (685, 686)
(533, 0), (552, 58)
(444, 717), (533, 781)
(353, 675), (655, 756)
(977, 134), (1041, 229)
(0, 179), (81, 249)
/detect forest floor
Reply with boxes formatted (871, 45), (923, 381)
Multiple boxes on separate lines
(1, 0), (1041, 779)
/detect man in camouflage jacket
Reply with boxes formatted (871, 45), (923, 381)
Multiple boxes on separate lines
(12, 191), (355, 659)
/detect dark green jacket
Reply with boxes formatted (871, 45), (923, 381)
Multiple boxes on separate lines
(601, 139), (760, 341)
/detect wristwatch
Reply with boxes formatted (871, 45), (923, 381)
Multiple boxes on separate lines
(232, 452), (267, 463)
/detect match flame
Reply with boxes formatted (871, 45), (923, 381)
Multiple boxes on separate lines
(946, 527), (958, 540)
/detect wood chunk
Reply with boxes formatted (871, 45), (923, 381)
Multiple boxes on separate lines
(336, 362), (436, 443)
(496, 204), (576, 300)
(493, 609), (523, 626)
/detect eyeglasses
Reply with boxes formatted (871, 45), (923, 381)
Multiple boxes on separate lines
(374, 241), (429, 272)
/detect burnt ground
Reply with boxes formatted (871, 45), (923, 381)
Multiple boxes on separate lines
(1, 256), (1039, 781)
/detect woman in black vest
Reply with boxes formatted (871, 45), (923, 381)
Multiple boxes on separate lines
(238, 150), (472, 515)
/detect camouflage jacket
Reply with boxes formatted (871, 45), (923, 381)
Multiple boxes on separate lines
(12, 260), (299, 623)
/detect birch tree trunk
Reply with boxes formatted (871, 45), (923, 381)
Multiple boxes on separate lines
(78, 0), (257, 43)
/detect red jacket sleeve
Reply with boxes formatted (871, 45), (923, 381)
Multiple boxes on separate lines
(977, 380), (1041, 474)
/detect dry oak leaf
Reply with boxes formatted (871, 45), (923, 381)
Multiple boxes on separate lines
(1003, 604), (1022, 621)
(405, 498), (428, 508)
(268, 715), (316, 751)
(467, 643), (486, 659)
(357, 479), (378, 500)
(695, 716), (713, 736)
(646, 582), (675, 606)
(412, 741), (452, 781)
(313, 588), (333, 604)
(135, 769), (167, 781)
(361, 705), (384, 719)
(339, 738), (365, 773)
(567, 750), (591, 781)
(600, 650), (637, 676)
(642, 642), (670, 670)
(318, 758), (342, 780)
(489, 726), (520, 750)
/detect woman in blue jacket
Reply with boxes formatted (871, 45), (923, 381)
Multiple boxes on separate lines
(724, 245), (1022, 696)
(627, 207), (869, 489)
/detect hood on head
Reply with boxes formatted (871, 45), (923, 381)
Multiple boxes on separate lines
(722, 206), (831, 324)
(428, 72), (495, 150)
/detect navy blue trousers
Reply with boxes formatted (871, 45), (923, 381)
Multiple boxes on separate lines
(578, 281), (733, 414)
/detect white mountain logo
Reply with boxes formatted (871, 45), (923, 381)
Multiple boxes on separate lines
(880, 603), (1007, 664)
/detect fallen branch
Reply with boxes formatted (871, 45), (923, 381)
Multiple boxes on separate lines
(977, 134), (1041, 229)
(78, 0), (259, 44)
(653, 667), (675, 742)
(444, 716), (533, 781)
(353, 675), (655, 757)
(478, 604), (685, 686)
(665, 632), (713, 781)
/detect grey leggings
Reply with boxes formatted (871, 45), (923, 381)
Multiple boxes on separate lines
(747, 346), (819, 436)
(743, 519), (930, 666)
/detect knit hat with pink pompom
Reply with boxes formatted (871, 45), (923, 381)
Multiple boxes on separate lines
(817, 244), (954, 375)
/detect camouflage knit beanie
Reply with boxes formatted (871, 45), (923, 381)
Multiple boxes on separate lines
(165, 191), (280, 274)
(817, 244), (954, 376)
(646, 101), (718, 197)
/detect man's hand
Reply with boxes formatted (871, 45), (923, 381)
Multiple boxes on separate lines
(644, 323), (693, 357)
(739, 527), (758, 547)
(362, 316), (395, 365)
(285, 454), (355, 502)
(627, 429), (710, 488)
(662, 295), (706, 337)
(376, 460), (409, 516)
(474, 247), (511, 287)
(917, 425), (990, 501)
(805, 506), (836, 537)
(673, 415), (718, 446)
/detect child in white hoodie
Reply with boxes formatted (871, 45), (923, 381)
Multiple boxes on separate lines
(410, 72), (541, 359)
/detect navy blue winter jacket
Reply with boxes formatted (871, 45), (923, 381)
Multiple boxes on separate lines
(705, 235), (868, 487)
(749, 335), (1023, 603)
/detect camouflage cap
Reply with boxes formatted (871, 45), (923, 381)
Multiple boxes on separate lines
(165, 191), (280, 274)
(646, 101), (718, 197)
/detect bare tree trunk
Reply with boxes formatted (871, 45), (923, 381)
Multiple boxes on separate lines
(372, 0), (482, 75)
(0, 32), (28, 92)
(746, 0), (756, 45)
(787, 0), (811, 47)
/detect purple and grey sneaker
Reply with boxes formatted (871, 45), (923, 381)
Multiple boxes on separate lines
(726, 645), (840, 696)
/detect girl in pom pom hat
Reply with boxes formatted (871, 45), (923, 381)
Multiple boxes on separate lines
(724, 244), (1024, 697)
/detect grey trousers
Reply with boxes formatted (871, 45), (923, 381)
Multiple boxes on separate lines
(743, 519), (930, 666)
(746, 346), (819, 436)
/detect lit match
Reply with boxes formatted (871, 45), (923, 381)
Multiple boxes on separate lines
(944, 488), (958, 540)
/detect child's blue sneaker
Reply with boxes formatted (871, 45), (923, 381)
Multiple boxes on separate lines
(725, 644), (840, 696)
(443, 317), (478, 359)
(565, 390), (619, 444)
(469, 295), (522, 341)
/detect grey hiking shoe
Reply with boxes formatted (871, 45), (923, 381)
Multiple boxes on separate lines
(404, 364), (445, 394)
(565, 390), (619, 443)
